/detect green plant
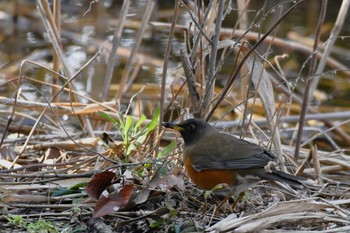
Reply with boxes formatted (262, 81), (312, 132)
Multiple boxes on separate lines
(27, 218), (58, 233)
(7, 216), (58, 233)
(99, 107), (160, 162)
(7, 215), (26, 228)
(157, 141), (176, 158)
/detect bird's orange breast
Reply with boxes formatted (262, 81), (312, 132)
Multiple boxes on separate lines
(183, 157), (237, 190)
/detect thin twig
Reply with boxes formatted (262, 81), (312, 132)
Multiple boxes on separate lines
(294, 0), (328, 160)
(201, 0), (225, 119)
(179, 0), (212, 45)
(10, 53), (119, 168)
(301, 118), (350, 147)
(151, 22), (350, 77)
(206, 0), (304, 121)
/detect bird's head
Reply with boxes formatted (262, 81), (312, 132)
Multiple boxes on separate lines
(162, 118), (214, 145)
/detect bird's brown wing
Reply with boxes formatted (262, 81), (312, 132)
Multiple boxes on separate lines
(186, 131), (276, 172)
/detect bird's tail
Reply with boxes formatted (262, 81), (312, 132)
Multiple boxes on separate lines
(263, 170), (305, 189)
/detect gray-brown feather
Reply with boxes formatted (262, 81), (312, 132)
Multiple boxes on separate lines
(185, 130), (276, 171)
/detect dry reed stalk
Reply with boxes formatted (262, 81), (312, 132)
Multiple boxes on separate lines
(237, 46), (284, 165)
(311, 145), (322, 184)
(0, 158), (86, 173)
(301, 118), (350, 147)
(37, 0), (95, 137)
(237, 0), (250, 101)
(179, 48), (201, 115)
(103, 0), (131, 100)
(52, 0), (60, 104)
(295, 151), (312, 176)
(180, 0), (212, 51)
(215, 111), (350, 128)
(116, 0), (155, 101)
(201, 0), (224, 119)
(207, 198), (350, 232)
(308, 0), (350, 100)
(158, 0), (180, 157)
(151, 22), (350, 77)
(8, 52), (121, 168)
(294, 0), (328, 160)
(206, 0), (304, 120)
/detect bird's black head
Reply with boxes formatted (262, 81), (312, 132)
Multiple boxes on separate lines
(162, 118), (215, 145)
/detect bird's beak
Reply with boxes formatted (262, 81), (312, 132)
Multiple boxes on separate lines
(162, 122), (184, 131)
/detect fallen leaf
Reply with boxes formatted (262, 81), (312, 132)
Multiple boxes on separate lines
(85, 171), (116, 201)
(149, 173), (185, 191)
(93, 184), (133, 218)
(133, 188), (151, 205)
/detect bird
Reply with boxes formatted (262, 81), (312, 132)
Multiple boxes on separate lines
(162, 118), (304, 195)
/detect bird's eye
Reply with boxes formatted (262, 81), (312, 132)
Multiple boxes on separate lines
(188, 124), (196, 131)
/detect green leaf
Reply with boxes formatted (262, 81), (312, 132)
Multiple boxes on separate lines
(98, 111), (123, 139)
(134, 114), (147, 133)
(147, 106), (160, 134)
(98, 111), (118, 126)
(126, 143), (138, 155)
(157, 141), (176, 158)
(70, 182), (88, 189)
(118, 113), (126, 131)
(150, 218), (165, 228)
(124, 116), (134, 143)
(136, 134), (147, 145)
(133, 127), (148, 139)
(168, 208), (177, 218)
(51, 188), (81, 197)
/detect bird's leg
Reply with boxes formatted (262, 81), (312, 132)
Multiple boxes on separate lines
(209, 183), (232, 213)
(231, 192), (245, 210)
(215, 191), (245, 213)
(216, 192), (232, 212)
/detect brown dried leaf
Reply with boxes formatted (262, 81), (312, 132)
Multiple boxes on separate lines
(46, 147), (61, 159)
(85, 171), (116, 201)
(93, 184), (133, 218)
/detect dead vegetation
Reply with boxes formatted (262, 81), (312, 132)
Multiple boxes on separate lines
(0, 0), (350, 232)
